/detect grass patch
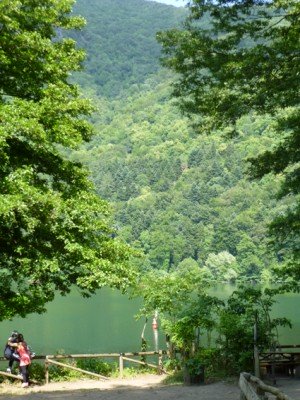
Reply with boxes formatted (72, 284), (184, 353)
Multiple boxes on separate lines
(27, 359), (158, 383)
(162, 370), (184, 385)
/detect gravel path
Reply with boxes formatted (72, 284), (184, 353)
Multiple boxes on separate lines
(0, 374), (299, 399)
(0, 375), (240, 399)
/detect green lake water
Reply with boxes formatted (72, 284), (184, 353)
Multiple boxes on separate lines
(0, 287), (299, 355)
(0, 288), (155, 355)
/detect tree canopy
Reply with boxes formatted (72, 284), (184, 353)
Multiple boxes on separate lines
(157, 0), (300, 287)
(0, 0), (135, 321)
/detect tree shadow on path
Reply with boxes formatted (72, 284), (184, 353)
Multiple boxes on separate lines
(1, 381), (241, 400)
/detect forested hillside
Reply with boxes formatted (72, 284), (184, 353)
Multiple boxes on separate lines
(72, 0), (283, 282)
(72, 0), (186, 97)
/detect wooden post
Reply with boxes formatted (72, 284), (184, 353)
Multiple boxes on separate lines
(119, 354), (124, 379)
(158, 350), (163, 375)
(271, 344), (276, 385)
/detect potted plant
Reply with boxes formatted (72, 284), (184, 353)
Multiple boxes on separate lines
(184, 358), (205, 385)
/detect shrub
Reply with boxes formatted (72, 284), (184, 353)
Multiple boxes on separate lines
(76, 358), (115, 376)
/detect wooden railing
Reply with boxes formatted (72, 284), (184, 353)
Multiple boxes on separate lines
(45, 351), (168, 383)
(239, 372), (294, 400)
(0, 350), (168, 384)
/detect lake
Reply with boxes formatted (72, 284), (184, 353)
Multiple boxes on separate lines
(0, 288), (153, 355)
(0, 287), (299, 355)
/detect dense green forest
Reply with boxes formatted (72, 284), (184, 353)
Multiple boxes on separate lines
(71, 0), (186, 97)
(71, 0), (286, 283)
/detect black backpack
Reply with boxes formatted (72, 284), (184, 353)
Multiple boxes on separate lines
(4, 344), (13, 360)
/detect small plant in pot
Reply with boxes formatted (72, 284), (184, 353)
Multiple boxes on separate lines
(184, 358), (205, 385)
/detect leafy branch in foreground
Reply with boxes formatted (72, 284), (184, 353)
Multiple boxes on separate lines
(0, 0), (135, 321)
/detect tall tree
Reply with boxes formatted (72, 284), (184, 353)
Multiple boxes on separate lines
(0, 0), (134, 321)
(157, 0), (300, 288)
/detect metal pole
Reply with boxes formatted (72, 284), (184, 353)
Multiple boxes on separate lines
(119, 354), (124, 379)
(152, 310), (159, 352)
(254, 312), (260, 378)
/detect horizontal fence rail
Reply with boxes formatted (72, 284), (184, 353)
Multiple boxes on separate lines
(46, 358), (109, 382)
(0, 370), (23, 381)
(45, 351), (167, 383)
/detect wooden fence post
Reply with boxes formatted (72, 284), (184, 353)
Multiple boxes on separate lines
(158, 350), (163, 375)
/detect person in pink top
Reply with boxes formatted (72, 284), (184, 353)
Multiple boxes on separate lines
(8, 333), (31, 388)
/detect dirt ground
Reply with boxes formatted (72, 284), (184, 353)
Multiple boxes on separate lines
(0, 374), (299, 400)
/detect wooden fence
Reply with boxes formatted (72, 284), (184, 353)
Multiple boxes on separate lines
(239, 372), (294, 400)
(0, 350), (168, 384)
